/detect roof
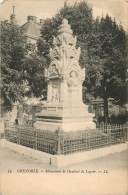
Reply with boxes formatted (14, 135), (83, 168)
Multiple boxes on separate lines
(21, 16), (42, 40)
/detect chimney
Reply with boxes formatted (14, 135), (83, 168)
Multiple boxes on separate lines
(27, 16), (37, 23)
(10, 6), (16, 24)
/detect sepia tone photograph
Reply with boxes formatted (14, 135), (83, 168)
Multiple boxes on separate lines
(0, 0), (128, 195)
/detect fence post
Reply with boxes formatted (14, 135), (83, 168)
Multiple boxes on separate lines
(17, 126), (20, 144)
(57, 128), (62, 155)
(34, 128), (37, 150)
(107, 123), (111, 144)
(105, 123), (107, 133)
(4, 120), (9, 139)
(123, 124), (127, 142)
(4, 120), (7, 139)
(126, 123), (128, 141)
(88, 132), (91, 150)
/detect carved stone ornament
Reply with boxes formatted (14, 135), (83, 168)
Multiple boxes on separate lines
(47, 18), (85, 82)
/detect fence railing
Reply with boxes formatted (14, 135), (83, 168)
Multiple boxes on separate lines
(4, 123), (128, 155)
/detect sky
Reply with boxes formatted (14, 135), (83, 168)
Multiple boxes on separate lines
(0, 0), (128, 31)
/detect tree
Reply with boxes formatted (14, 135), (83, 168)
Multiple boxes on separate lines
(0, 19), (48, 112)
(86, 15), (127, 122)
(22, 51), (47, 98)
(38, 1), (93, 68)
(0, 20), (26, 111)
(38, 3), (127, 123)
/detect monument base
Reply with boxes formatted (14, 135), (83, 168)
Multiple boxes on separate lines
(34, 120), (95, 132)
(34, 103), (95, 131)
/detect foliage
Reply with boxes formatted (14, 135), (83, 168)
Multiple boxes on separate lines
(38, 2), (127, 123)
(0, 20), (47, 112)
(22, 51), (47, 98)
(85, 15), (127, 122)
(38, 1), (93, 68)
(0, 20), (26, 110)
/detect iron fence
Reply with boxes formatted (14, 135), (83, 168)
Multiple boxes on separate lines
(4, 122), (128, 155)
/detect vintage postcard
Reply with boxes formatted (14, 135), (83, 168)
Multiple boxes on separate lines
(0, 0), (128, 195)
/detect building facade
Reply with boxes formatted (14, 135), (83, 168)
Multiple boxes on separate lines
(21, 16), (44, 44)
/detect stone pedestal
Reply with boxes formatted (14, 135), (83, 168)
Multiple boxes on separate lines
(35, 103), (95, 131)
(34, 19), (95, 132)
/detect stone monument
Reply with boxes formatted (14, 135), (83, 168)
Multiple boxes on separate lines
(35, 19), (95, 131)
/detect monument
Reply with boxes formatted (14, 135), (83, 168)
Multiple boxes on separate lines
(3, 16), (127, 168)
(34, 19), (95, 131)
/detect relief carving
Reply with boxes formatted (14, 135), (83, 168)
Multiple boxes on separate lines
(48, 18), (84, 80)
(67, 71), (79, 87)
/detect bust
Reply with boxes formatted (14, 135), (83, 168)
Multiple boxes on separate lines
(67, 71), (79, 87)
